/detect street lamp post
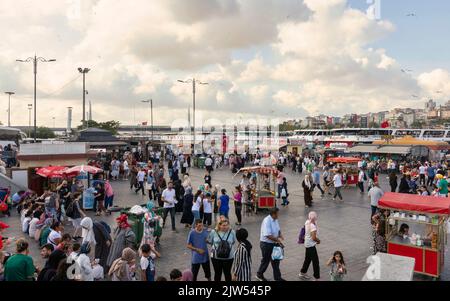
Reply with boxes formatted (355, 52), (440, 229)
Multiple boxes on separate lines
(141, 99), (154, 142)
(78, 68), (90, 129)
(16, 55), (56, 142)
(4, 92), (15, 127)
(27, 104), (32, 138)
(177, 78), (208, 154)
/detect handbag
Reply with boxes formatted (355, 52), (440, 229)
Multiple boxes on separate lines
(271, 245), (284, 261)
(281, 188), (287, 198)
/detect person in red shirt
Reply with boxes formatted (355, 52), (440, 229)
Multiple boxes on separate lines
(0, 222), (10, 251)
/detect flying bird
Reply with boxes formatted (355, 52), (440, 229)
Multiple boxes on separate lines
(435, 91), (443, 94)
(411, 95), (419, 98)
(401, 69), (413, 73)
(406, 13), (417, 17)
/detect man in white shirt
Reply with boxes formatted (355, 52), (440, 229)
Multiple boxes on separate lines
(135, 168), (146, 196)
(161, 181), (177, 232)
(368, 182), (384, 218)
(418, 164), (426, 186)
(256, 208), (285, 281)
(333, 170), (344, 201)
(205, 156), (213, 173)
(357, 169), (366, 194)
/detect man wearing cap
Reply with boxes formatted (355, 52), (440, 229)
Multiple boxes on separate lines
(256, 208), (285, 281)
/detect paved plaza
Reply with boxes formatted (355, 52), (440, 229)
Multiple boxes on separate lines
(2, 165), (450, 281)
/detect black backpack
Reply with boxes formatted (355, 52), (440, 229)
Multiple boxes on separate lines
(215, 230), (232, 259)
(65, 201), (75, 218)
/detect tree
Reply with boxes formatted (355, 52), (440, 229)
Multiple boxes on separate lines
(31, 127), (56, 139)
(77, 120), (121, 135)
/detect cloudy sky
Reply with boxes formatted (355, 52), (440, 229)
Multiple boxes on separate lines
(1, 0), (450, 127)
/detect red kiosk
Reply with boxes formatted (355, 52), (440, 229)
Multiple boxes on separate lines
(378, 192), (450, 278)
(327, 157), (361, 186)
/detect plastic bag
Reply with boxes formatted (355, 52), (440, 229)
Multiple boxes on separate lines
(271, 246), (284, 261)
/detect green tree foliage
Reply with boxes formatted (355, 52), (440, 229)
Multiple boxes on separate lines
(31, 127), (56, 139)
(77, 120), (121, 135)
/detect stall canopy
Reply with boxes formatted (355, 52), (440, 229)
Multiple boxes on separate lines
(64, 165), (103, 176)
(347, 145), (411, 155)
(36, 166), (68, 178)
(373, 136), (450, 150)
(327, 157), (362, 164)
(234, 166), (280, 177)
(378, 192), (450, 215)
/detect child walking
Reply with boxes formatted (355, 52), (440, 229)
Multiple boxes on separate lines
(140, 243), (161, 281)
(326, 251), (346, 281)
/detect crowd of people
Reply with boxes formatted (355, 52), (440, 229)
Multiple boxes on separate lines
(2, 142), (450, 282)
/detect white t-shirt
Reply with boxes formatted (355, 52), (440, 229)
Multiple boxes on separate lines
(47, 230), (62, 247)
(205, 158), (213, 167)
(304, 221), (318, 248)
(28, 218), (39, 238)
(123, 160), (129, 170)
(192, 196), (202, 211)
(202, 198), (212, 214)
(358, 171), (365, 182)
(137, 171), (146, 182)
(162, 188), (176, 208)
(140, 253), (156, 271)
(22, 217), (31, 233)
(333, 174), (343, 188)
(419, 166), (426, 175)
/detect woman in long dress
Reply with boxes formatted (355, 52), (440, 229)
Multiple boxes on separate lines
(106, 214), (136, 271)
(180, 187), (194, 228)
(141, 201), (162, 248)
(302, 173), (313, 208)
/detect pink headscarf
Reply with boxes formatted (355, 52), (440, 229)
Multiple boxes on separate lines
(181, 269), (193, 281)
(308, 211), (318, 224)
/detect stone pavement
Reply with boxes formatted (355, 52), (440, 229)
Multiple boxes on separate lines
(1, 164), (449, 281)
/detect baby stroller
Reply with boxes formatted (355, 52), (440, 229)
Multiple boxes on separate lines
(0, 188), (11, 217)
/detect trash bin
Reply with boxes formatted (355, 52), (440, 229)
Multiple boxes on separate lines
(193, 157), (199, 168)
(122, 210), (144, 246)
(198, 157), (206, 169)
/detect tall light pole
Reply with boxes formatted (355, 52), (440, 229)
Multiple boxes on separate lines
(27, 104), (32, 138)
(4, 92), (15, 127)
(177, 78), (208, 153)
(141, 99), (154, 142)
(16, 55), (56, 142)
(78, 67), (90, 129)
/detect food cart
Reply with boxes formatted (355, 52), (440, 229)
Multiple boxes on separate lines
(234, 166), (280, 211)
(326, 157), (361, 186)
(378, 192), (450, 279)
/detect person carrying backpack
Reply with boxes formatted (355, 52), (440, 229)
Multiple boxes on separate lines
(207, 218), (236, 281)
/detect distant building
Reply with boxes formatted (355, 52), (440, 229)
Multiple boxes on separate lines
(425, 99), (436, 111)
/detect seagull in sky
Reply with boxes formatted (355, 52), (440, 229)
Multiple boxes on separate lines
(411, 95), (419, 98)
(406, 13), (417, 17)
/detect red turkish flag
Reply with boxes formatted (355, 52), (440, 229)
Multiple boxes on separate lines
(381, 121), (390, 128)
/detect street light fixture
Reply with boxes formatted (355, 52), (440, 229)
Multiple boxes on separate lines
(141, 99), (154, 143)
(177, 78), (208, 153)
(27, 104), (32, 138)
(4, 92), (15, 127)
(78, 67), (90, 129)
(16, 55), (56, 142)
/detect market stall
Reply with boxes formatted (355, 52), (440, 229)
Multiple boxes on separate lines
(234, 166), (280, 211)
(378, 192), (450, 279)
(64, 165), (104, 210)
(326, 157), (361, 186)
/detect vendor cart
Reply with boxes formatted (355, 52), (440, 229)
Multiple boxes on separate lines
(378, 192), (450, 279)
(234, 166), (280, 211)
(327, 157), (362, 186)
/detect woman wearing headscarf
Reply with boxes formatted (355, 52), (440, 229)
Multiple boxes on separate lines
(79, 216), (111, 268)
(299, 212), (320, 281)
(141, 201), (162, 247)
(232, 228), (252, 281)
(182, 174), (191, 189)
(76, 243), (94, 281)
(174, 179), (185, 213)
(180, 187), (194, 228)
(302, 173), (314, 208)
(108, 247), (136, 281)
(181, 269), (194, 281)
(106, 214), (136, 271)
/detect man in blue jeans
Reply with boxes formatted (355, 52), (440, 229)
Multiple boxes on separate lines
(256, 207), (285, 281)
(162, 181), (177, 232)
